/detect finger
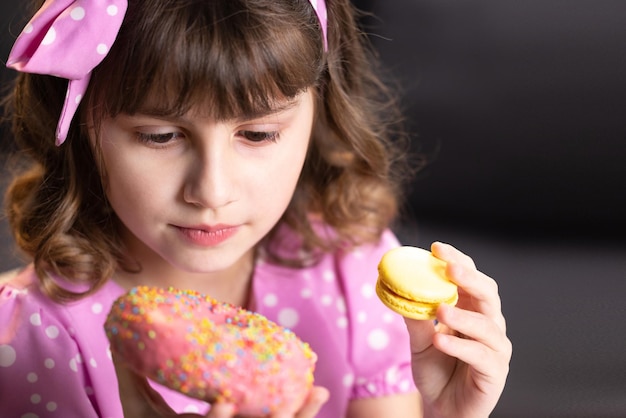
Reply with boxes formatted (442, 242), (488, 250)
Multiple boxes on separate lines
(436, 304), (509, 353)
(297, 386), (330, 418)
(431, 241), (477, 270)
(430, 243), (502, 323)
(205, 402), (236, 418)
(432, 241), (505, 332)
(434, 304), (512, 385)
(112, 353), (176, 417)
(272, 386), (328, 418)
(404, 317), (456, 399)
(446, 262), (506, 333)
(433, 328), (512, 387)
(403, 317), (437, 354)
(432, 242), (497, 302)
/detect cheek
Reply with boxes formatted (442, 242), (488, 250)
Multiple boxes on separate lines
(265, 143), (308, 191)
(105, 170), (152, 221)
(242, 151), (306, 218)
(101, 151), (174, 215)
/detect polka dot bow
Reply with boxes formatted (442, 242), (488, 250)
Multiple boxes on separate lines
(6, 0), (128, 146)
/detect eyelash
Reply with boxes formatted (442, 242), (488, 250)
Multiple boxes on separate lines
(238, 130), (280, 143)
(134, 129), (280, 147)
(135, 132), (180, 145)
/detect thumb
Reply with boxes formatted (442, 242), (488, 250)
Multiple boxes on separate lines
(272, 386), (329, 418)
(404, 317), (436, 354)
(403, 313), (456, 402)
(295, 386), (329, 418)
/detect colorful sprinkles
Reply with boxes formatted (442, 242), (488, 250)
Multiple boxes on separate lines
(104, 286), (316, 415)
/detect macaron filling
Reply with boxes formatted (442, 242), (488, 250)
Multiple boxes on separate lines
(376, 278), (458, 319)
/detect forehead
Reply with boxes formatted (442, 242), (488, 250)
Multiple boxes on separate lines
(88, 0), (324, 123)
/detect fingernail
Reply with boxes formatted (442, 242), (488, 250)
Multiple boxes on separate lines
(314, 387), (330, 405)
(432, 241), (450, 250)
(210, 402), (236, 416)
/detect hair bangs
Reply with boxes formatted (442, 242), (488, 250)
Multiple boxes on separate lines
(88, 0), (325, 121)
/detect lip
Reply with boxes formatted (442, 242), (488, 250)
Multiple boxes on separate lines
(175, 224), (239, 247)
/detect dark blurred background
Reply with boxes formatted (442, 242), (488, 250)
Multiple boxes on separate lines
(2, 1), (626, 417)
(357, 0), (626, 238)
(352, 1), (626, 417)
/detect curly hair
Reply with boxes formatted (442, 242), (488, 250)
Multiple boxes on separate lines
(3, 0), (412, 302)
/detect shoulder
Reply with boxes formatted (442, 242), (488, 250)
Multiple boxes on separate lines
(0, 266), (59, 329)
(0, 265), (121, 331)
(0, 266), (124, 417)
(0, 265), (119, 361)
(0, 268), (21, 287)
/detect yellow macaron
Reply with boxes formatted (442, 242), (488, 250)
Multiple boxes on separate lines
(376, 246), (458, 320)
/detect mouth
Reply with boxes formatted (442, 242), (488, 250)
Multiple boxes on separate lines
(175, 224), (239, 247)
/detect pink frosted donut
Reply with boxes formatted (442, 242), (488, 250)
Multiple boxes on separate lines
(104, 286), (317, 416)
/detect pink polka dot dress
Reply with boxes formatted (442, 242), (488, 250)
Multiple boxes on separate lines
(0, 229), (416, 417)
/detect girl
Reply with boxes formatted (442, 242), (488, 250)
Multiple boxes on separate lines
(0, 0), (511, 417)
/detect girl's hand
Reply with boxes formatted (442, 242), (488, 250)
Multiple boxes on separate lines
(405, 242), (512, 418)
(113, 353), (329, 418)
(269, 387), (329, 418)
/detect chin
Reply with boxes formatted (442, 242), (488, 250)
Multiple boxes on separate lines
(174, 250), (250, 273)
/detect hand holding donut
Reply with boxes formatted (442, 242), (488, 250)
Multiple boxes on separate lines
(112, 357), (329, 418)
(105, 287), (329, 417)
(400, 242), (512, 418)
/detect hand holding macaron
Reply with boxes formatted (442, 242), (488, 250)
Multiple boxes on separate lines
(377, 242), (512, 418)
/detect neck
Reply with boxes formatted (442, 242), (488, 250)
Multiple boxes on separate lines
(113, 248), (256, 308)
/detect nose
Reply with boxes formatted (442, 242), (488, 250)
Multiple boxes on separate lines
(183, 137), (235, 209)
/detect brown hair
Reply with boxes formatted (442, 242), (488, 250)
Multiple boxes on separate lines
(3, 0), (411, 301)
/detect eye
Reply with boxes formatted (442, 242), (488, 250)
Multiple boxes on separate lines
(135, 131), (184, 145)
(238, 130), (280, 143)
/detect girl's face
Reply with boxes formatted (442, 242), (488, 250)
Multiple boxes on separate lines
(95, 90), (314, 281)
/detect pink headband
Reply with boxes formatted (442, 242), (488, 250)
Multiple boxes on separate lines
(6, 0), (328, 146)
